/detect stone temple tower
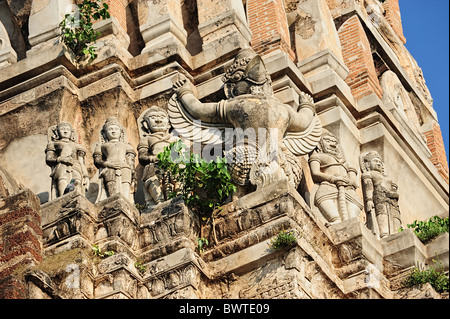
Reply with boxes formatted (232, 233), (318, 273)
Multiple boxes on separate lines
(0, 0), (448, 300)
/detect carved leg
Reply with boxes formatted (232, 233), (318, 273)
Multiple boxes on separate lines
(376, 213), (389, 238)
(122, 182), (131, 201)
(392, 217), (402, 234)
(317, 199), (342, 225)
(347, 201), (362, 220)
(106, 181), (117, 197)
(57, 178), (68, 197)
(146, 176), (164, 204)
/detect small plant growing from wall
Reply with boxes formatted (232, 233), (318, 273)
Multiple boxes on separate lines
(268, 229), (297, 250)
(59, 0), (110, 63)
(403, 258), (449, 293)
(134, 262), (147, 276)
(157, 141), (236, 243)
(196, 237), (209, 254)
(92, 244), (115, 259)
(400, 216), (449, 243)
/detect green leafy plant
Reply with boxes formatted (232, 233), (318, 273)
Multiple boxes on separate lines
(134, 262), (147, 276)
(404, 259), (449, 293)
(268, 229), (296, 251)
(157, 140), (236, 221)
(400, 216), (449, 243)
(196, 237), (209, 254)
(92, 244), (115, 258)
(59, 0), (110, 63)
(135, 203), (147, 212)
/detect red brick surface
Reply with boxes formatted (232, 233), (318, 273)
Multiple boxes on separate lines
(338, 15), (383, 100)
(247, 0), (295, 60)
(382, 0), (406, 44)
(423, 122), (449, 184)
(0, 190), (42, 299)
(104, 0), (128, 32)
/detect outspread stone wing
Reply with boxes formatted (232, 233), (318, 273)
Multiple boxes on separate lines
(167, 93), (233, 145)
(282, 115), (322, 156)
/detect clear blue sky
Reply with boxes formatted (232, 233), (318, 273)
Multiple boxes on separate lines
(399, 0), (449, 163)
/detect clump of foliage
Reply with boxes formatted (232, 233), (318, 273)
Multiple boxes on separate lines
(157, 140), (236, 253)
(134, 262), (147, 276)
(59, 0), (110, 63)
(196, 237), (209, 254)
(404, 259), (449, 293)
(157, 140), (236, 220)
(400, 216), (449, 243)
(92, 244), (115, 259)
(268, 229), (296, 251)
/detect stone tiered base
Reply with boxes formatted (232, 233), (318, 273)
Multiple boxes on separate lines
(12, 180), (448, 299)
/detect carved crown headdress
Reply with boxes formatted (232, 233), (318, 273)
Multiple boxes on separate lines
(222, 49), (271, 86)
(48, 121), (77, 142)
(138, 106), (170, 137)
(100, 116), (126, 142)
(359, 151), (385, 175)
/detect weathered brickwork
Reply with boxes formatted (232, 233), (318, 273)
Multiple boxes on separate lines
(0, 189), (41, 299)
(104, 0), (128, 32)
(247, 0), (295, 60)
(424, 121), (449, 184)
(338, 15), (383, 100)
(382, 0), (406, 44)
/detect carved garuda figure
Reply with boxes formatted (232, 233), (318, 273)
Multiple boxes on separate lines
(137, 106), (180, 207)
(360, 151), (402, 239)
(45, 121), (89, 199)
(94, 116), (136, 203)
(168, 49), (322, 195)
(309, 130), (363, 226)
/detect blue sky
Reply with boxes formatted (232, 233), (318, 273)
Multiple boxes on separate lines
(399, 0), (449, 163)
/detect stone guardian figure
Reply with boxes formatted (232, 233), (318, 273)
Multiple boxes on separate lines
(94, 116), (136, 203)
(309, 130), (363, 226)
(137, 106), (180, 208)
(360, 151), (402, 239)
(168, 49), (322, 196)
(45, 121), (89, 199)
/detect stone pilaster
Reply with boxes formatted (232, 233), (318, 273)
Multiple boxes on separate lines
(137, 0), (187, 54)
(196, 0), (252, 63)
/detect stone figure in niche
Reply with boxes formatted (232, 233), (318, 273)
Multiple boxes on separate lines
(168, 49), (322, 196)
(45, 121), (89, 199)
(380, 71), (425, 143)
(94, 116), (136, 203)
(309, 130), (363, 226)
(360, 151), (401, 239)
(413, 67), (433, 106)
(138, 106), (180, 208)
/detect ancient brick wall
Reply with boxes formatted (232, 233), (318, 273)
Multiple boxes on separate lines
(423, 121), (449, 184)
(0, 189), (42, 299)
(103, 0), (128, 32)
(338, 15), (383, 100)
(382, 0), (406, 44)
(247, 0), (295, 59)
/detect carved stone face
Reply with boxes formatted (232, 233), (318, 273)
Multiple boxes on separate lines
(105, 124), (121, 141)
(322, 135), (338, 156)
(146, 111), (169, 133)
(232, 80), (252, 97)
(57, 123), (72, 140)
(369, 157), (384, 172)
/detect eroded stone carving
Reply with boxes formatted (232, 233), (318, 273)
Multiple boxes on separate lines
(380, 70), (425, 142)
(360, 151), (402, 239)
(94, 117), (136, 203)
(0, 19), (18, 67)
(137, 106), (180, 208)
(309, 130), (363, 225)
(168, 49), (322, 196)
(45, 121), (89, 199)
